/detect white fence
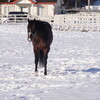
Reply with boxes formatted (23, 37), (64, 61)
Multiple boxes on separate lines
(0, 13), (100, 32)
(35, 13), (100, 32)
(0, 14), (30, 23)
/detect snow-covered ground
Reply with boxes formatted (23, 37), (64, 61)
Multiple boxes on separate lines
(0, 23), (100, 100)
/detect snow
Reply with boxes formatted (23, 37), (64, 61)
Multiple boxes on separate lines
(0, 23), (100, 100)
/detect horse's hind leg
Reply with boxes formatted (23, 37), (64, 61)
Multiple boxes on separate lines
(35, 54), (38, 72)
(43, 47), (50, 75)
(44, 54), (48, 75)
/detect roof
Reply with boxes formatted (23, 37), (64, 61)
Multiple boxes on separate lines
(0, 0), (57, 4)
(36, 0), (57, 3)
(0, 0), (14, 2)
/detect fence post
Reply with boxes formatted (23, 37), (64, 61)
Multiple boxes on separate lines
(14, 15), (16, 23)
(1, 15), (4, 24)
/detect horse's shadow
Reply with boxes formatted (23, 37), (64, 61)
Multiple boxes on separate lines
(61, 68), (100, 75)
(83, 68), (100, 73)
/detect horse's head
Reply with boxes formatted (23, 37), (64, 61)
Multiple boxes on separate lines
(27, 19), (36, 42)
(27, 19), (36, 34)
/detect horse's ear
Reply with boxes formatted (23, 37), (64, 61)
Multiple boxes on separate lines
(28, 19), (30, 23)
(34, 19), (36, 21)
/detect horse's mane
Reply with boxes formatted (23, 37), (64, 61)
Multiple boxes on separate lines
(34, 20), (52, 31)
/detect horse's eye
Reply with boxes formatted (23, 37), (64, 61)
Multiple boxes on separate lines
(28, 29), (30, 32)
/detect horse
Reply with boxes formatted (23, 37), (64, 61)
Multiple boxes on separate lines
(27, 19), (53, 75)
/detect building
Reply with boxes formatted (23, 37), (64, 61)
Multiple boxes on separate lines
(0, 5), (1, 14)
(0, 0), (65, 16)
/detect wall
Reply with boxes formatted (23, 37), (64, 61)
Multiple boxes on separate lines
(0, 5), (1, 14)
(1, 4), (55, 16)
(48, 5), (55, 16)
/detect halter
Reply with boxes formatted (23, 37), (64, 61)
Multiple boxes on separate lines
(27, 32), (36, 42)
(27, 32), (32, 42)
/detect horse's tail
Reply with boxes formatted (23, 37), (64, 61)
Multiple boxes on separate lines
(38, 50), (44, 66)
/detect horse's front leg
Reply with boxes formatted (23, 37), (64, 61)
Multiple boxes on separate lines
(44, 55), (48, 75)
(35, 54), (38, 72)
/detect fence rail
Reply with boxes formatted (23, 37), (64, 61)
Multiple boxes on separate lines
(35, 13), (100, 32)
(0, 14), (30, 23)
(0, 13), (100, 32)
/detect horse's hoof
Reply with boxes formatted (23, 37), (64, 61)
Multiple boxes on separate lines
(44, 72), (47, 76)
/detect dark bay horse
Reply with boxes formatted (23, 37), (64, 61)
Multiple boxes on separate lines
(27, 19), (53, 75)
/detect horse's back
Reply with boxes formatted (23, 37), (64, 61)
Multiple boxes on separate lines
(35, 20), (53, 46)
